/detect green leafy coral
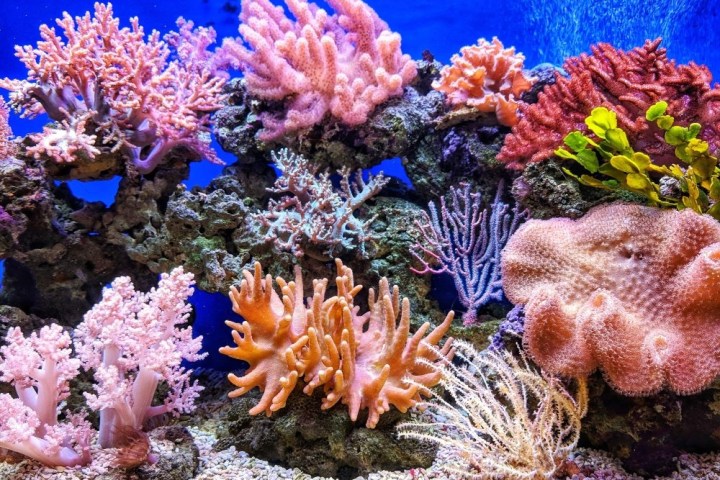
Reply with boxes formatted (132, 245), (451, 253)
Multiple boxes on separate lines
(556, 101), (720, 219)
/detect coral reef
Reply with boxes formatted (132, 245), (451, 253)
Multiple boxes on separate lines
(214, 387), (436, 478)
(222, 0), (417, 140)
(499, 39), (720, 169)
(502, 203), (720, 395)
(432, 37), (534, 126)
(220, 259), (454, 428)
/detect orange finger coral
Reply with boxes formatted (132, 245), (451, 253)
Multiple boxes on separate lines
(432, 37), (534, 127)
(501, 203), (720, 396)
(220, 260), (454, 428)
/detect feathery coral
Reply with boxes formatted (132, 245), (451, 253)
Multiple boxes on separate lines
(498, 39), (720, 169)
(397, 341), (587, 479)
(433, 37), (534, 127)
(222, 0), (417, 140)
(0, 3), (226, 174)
(501, 203), (720, 395)
(220, 259), (454, 428)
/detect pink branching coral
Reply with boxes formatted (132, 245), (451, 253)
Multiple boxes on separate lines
(0, 325), (92, 466)
(222, 0), (417, 140)
(0, 99), (17, 159)
(498, 39), (720, 169)
(0, 3), (226, 174)
(432, 37), (534, 127)
(73, 267), (206, 448)
(501, 203), (720, 396)
(220, 260), (454, 428)
(251, 149), (389, 257)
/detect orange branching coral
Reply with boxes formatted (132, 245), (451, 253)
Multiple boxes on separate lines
(220, 260), (455, 427)
(432, 37), (534, 127)
(501, 203), (720, 396)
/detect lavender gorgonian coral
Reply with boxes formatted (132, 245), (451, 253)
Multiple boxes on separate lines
(222, 0), (417, 140)
(411, 182), (526, 325)
(0, 3), (226, 175)
(251, 148), (389, 257)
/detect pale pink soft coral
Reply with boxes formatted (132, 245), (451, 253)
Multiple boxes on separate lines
(501, 203), (720, 396)
(432, 37), (534, 126)
(0, 3), (226, 174)
(73, 267), (206, 448)
(0, 325), (92, 466)
(222, 0), (417, 140)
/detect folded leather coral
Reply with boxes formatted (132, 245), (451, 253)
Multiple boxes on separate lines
(501, 203), (720, 396)
(220, 259), (455, 428)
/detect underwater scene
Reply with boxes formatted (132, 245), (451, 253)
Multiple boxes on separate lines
(2, 0), (720, 478)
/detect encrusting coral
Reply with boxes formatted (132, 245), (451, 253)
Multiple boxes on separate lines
(432, 37), (534, 127)
(220, 259), (455, 428)
(501, 203), (720, 396)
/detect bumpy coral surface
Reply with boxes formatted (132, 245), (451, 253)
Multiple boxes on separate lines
(432, 37), (534, 126)
(220, 260), (454, 428)
(501, 203), (720, 396)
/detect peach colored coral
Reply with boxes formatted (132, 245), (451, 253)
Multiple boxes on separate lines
(220, 260), (454, 428)
(432, 37), (534, 127)
(501, 203), (720, 396)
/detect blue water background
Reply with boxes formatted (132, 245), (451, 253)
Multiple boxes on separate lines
(1, 0), (719, 365)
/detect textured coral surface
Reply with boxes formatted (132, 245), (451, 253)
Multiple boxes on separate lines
(501, 203), (720, 395)
(498, 39), (720, 169)
(432, 37), (533, 126)
(220, 260), (454, 427)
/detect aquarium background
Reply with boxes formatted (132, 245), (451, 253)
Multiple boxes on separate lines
(1, 0), (719, 365)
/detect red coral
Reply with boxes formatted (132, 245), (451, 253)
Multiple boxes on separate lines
(498, 39), (720, 170)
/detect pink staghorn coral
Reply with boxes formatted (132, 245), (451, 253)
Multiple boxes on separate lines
(73, 267), (206, 448)
(0, 325), (92, 466)
(0, 3), (226, 175)
(222, 0), (417, 140)
(501, 203), (720, 396)
(432, 37), (534, 127)
(220, 260), (454, 428)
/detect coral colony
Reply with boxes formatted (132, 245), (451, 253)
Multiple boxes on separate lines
(0, 0), (720, 478)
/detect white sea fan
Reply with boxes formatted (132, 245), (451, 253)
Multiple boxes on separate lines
(397, 340), (588, 480)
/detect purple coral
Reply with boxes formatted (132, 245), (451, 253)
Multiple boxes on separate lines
(411, 182), (526, 325)
(0, 3), (226, 174)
